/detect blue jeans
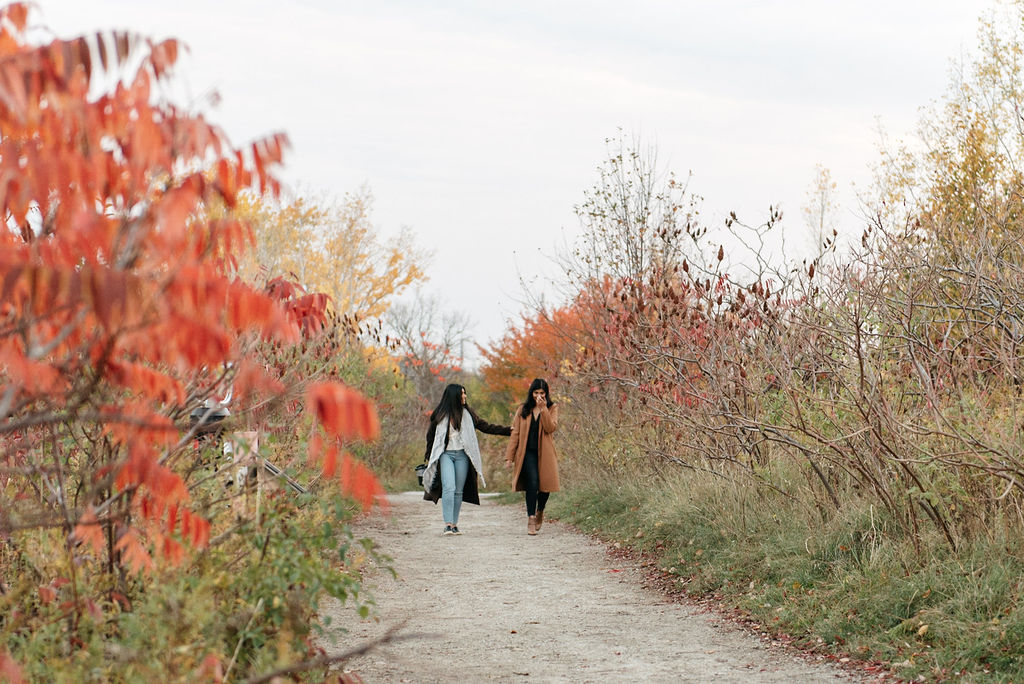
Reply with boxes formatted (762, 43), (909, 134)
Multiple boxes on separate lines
(440, 449), (470, 525)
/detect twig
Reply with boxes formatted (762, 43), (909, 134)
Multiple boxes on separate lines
(241, 621), (431, 684)
(224, 597), (263, 682)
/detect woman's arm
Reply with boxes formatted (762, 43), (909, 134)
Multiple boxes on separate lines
(538, 403), (559, 434)
(467, 407), (511, 436)
(504, 412), (522, 463)
(423, 420), (437, 462)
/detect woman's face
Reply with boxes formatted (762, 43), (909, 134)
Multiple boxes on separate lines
(460, 389), (467, 405)
(532, 388), (546, 404)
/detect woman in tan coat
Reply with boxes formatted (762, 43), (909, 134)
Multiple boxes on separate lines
(504, 378), (560, 535)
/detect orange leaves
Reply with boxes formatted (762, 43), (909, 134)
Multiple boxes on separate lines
(102, 404), (178, 449)
(249, 133), (289, 194)
(106, 361), (185, 406)
(264, 275), (304, 301)
(261, 276), (331, 337)
(307, 382), (379, 442)
(81, 267), (133, 331)
(285, 292), (330, 337)
(225, 282), (296, 341)
(146, 38), (179, 80)
(79, 496), (212, 575)
(37, 584), (57, 604)
(0, 1), (327, 590)
(72, 508), (105, 556)
(305, 385), (386, 511)
(114, 529), (153, 575)
(481, 303), (586, 401)
(160, 535), (185, 567)
(174, 505), (211, 549)
(147, 316), (233, 370)
(0, 648), (25, 684)
(230, 359), (285, 402)
(158, 502), (210, 550)
(213, 157), (247, 207)
(51, 36), (97, 86)
(0, 29), (140, 127)
(100, 403), (200, 572)
(114, 446), (187, 507)
(339, 451), (386, 512)
(307, 434), (386, 513)
(0, 345), (67, 398)
(0, 3), (28, 34)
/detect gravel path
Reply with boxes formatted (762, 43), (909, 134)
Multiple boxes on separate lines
(320, 491), (860, 683)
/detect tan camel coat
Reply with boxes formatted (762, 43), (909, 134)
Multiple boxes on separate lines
(504, 403), (560, 493)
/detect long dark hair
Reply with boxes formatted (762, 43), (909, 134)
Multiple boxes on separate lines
(430, 383), (466, 430)
(520, 378), (553, 418)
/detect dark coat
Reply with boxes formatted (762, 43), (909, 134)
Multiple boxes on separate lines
(423, 406), (510, 505)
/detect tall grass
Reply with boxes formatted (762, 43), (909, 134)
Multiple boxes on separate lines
(549, 461), (1024, 681)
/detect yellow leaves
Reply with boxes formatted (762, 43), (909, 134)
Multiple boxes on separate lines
(230, 188), (427, 320)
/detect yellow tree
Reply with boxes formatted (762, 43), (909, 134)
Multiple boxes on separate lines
(231, 187), (427, 320)
(308, 187), (428, 319)
(867, 2), (1024, 387)
(231, 192), (327, 286)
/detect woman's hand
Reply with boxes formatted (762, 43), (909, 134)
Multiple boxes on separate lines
(505, 460), (513, 470)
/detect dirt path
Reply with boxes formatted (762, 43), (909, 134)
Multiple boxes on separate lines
(320, 491), (860, 683)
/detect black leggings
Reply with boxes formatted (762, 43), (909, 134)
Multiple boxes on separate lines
(520, 449), (549, 516)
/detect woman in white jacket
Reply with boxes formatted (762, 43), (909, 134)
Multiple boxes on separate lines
(422, 384), (510, 535)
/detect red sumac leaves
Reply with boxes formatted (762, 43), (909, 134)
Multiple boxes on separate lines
(307, 382), (380, 442)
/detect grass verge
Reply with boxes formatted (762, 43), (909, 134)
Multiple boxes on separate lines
(547, 474), (1024, 683)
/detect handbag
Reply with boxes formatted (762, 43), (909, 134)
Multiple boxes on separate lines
(414, 463), (427, 486)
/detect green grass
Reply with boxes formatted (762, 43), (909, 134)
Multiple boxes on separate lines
(547, 473), (1024, 682)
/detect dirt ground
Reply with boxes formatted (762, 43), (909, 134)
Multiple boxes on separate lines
(320, 491), (865, 683)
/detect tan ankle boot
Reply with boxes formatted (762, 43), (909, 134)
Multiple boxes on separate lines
(535, 510), (544, 531)
(527, 515), (537, 535)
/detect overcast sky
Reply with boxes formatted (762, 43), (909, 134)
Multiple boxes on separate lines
(36, 0), (995, 357)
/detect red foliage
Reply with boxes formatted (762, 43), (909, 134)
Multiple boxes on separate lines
(265, 276), (331, 337)
(306, 381), (387, 511)
(480, 303), (587, 402)
(0, 1), (384, 591)
(0, 648), (26, 684)
(307, 382), (380, 442)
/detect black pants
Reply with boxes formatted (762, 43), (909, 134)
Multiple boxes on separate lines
(520, 449), (549, 516)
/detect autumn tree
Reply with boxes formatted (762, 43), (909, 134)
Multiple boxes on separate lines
(231, 191), (326, 286)
(230, 185), (428, 320)
(864, 2), (1024, 390)
(479, 304), (587, 406)
(0, 5), (384, 679)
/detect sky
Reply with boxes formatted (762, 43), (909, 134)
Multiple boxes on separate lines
(35, 0), (996, 359)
